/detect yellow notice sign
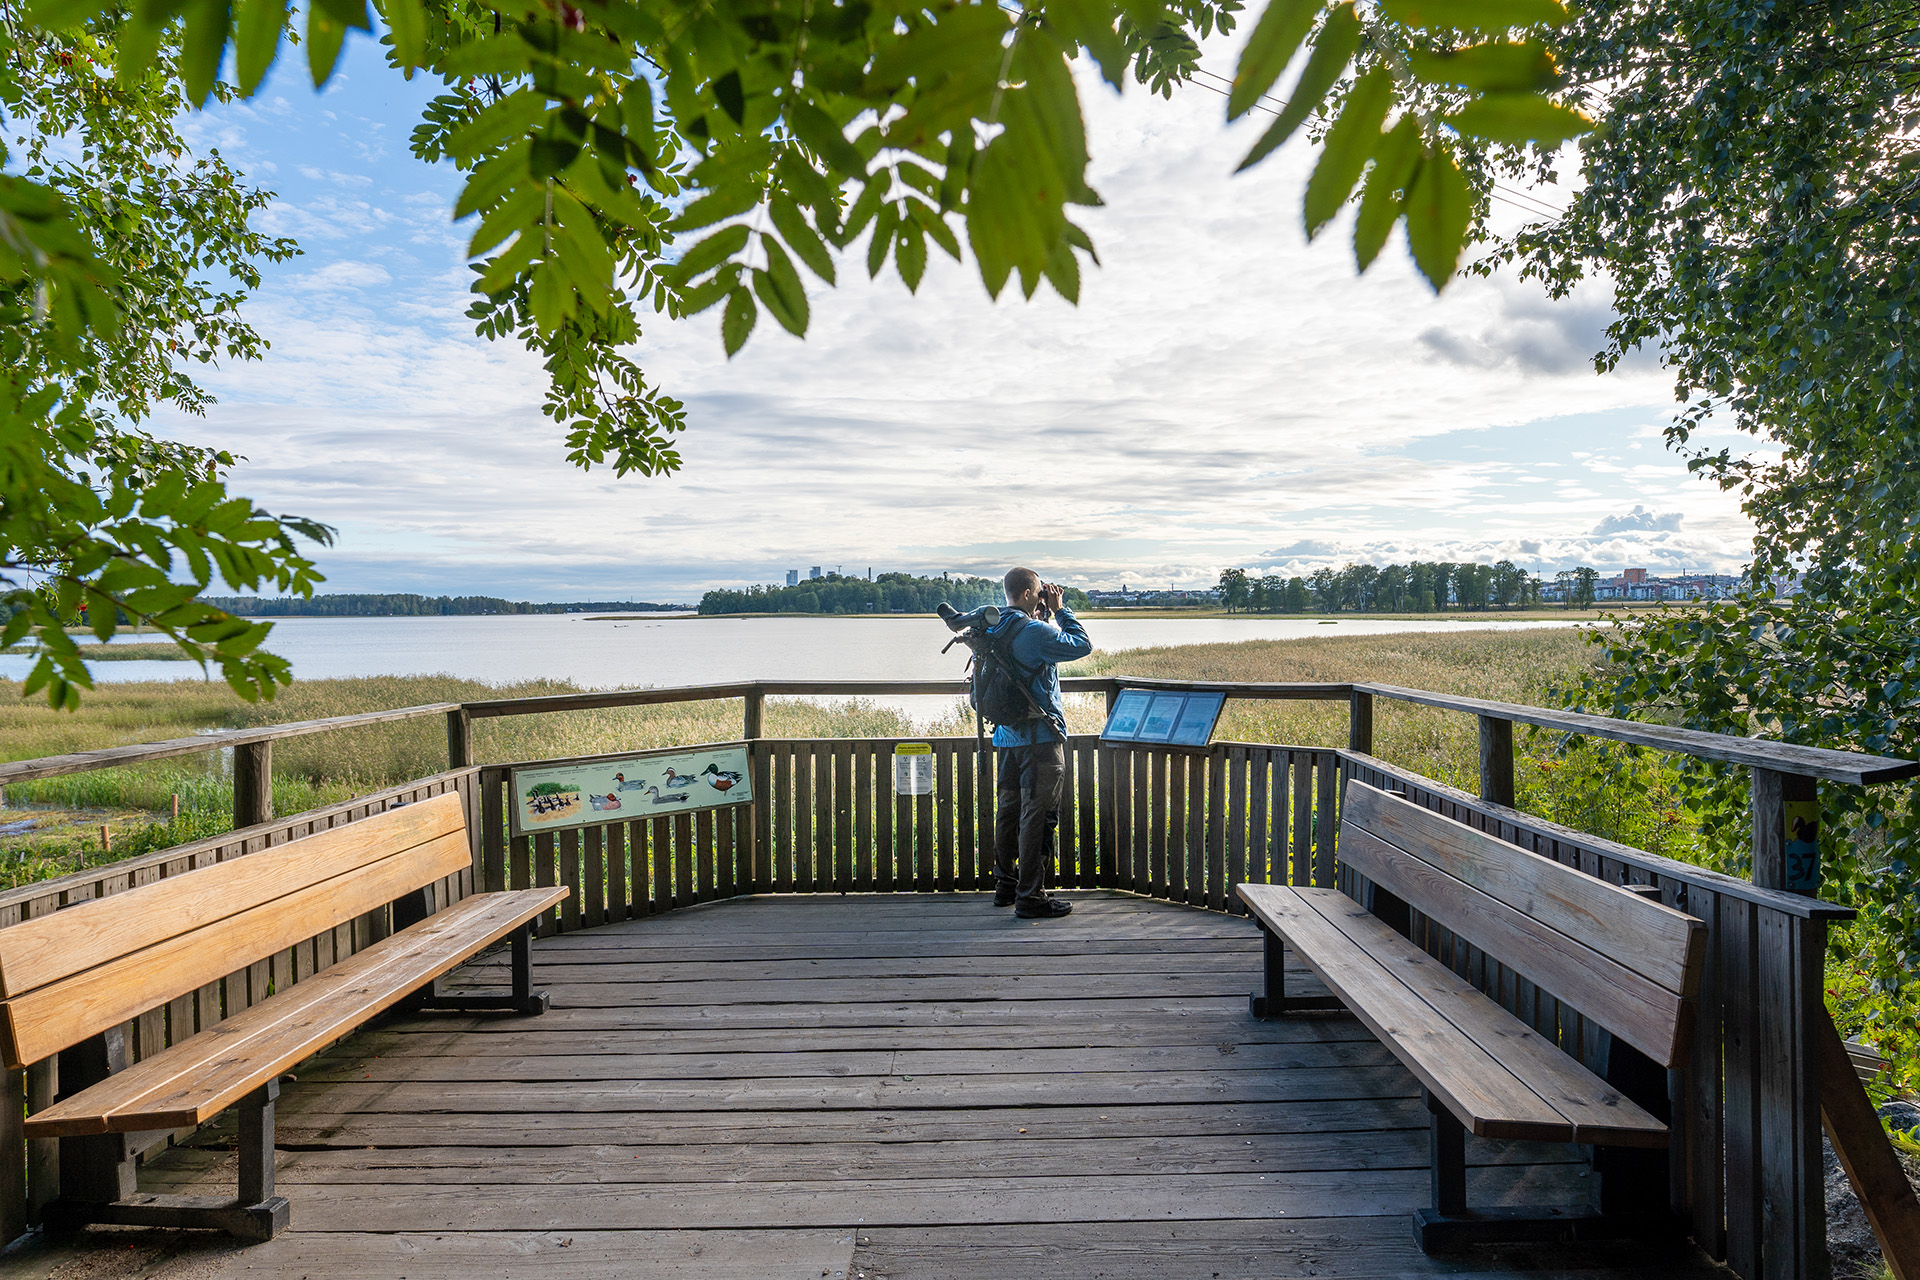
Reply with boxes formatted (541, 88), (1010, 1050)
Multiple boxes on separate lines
(894, 743), (934, 796)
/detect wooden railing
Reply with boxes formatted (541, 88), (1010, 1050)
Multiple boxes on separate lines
(0, 675), (1912, 1279)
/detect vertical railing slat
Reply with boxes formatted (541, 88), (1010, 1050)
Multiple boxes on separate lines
(1227, 747), (1248, 910)
(935, 743), (955, 893)
(856, 743), (876, 893)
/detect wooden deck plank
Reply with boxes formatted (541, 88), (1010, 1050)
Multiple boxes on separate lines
(96, 890), (1715, 1280)
(145, 1167), (1595, 1233)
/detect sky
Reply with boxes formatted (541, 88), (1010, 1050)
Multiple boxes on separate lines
(156, 30), (1765, 604)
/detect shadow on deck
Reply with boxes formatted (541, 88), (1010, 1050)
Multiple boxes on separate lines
(4, 892), (1724, 1280)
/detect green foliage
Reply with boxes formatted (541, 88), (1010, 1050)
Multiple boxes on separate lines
(0, 13), (332, 707)
(1511, 0), (1920, 1059)
(1226, 559), (1540, 613)
(2, 0), (1597, 709)
(699, 571), (1090, 616)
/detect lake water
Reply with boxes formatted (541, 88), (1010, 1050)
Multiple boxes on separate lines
(0, 614), (1578, 723)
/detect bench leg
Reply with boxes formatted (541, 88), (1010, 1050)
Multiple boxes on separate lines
(1427, 1090), (1467, 1217)
(44, 1077), (289, 1243)
(408, 923), (551, 1015)
(1411, 1088), (1681, 1252)
(1248, 924), (1342, 1019)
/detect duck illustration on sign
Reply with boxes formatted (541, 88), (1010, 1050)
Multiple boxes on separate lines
(701, 763), (744, 793)
(510, 745), (753, 837)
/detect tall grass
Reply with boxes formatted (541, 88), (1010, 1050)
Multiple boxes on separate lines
(0, 629), (1696, 885)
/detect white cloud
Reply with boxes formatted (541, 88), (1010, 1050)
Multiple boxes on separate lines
(1592, 505), (1686, 535)
(149, 30), (1760, 602)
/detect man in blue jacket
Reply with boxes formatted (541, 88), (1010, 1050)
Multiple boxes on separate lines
(990, 567), (1093, 919)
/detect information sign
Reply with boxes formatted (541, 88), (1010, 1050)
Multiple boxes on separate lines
(1100, 689), (1225, 750)
(894, 743), (935, 796)
(510, 744), (751, 838)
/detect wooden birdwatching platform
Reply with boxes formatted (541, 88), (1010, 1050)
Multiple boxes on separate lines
(76, 890), (1723, 1279)
(6, 677), (1917, 1280)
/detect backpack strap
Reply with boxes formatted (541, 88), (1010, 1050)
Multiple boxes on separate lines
(990, 616), (1064, 736)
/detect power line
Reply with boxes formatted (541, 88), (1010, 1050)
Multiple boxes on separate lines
(1179, 63), (1569, 219)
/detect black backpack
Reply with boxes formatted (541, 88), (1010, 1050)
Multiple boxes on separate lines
(969, 616), (1052, 729)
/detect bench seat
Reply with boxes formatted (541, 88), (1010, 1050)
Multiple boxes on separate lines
(1238, 883), (1666, 1148)
(24, 886), (563, 1139)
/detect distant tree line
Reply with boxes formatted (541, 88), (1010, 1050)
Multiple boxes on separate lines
(199, 595), (688, 617)
(698, 573), (1092, 616)
(1216, 561), (1581, 613)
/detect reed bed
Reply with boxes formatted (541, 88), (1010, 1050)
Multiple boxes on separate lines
(0, 627), (1695, 881)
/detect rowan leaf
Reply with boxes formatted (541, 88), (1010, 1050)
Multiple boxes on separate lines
(770, 194), (836, 284)
(1404, 141), (1472, 290)
(722, 286), (757, 356)
(1444, 92), (1591, 146)
(380, 0), (426, 69)
(1409, 40), (1559, 93)
(1353, 116), (1422, 269)
(669, 223), (752, 285)
(787, 100), (868, 178)
(756, 235), (809, 334)
(1237, 3), (1360, 172)
(233, 0), (289, 95)
(1303, 69), (1393, 237)
(180, 0), (231, 107)
(1229, 0), (1320, 120)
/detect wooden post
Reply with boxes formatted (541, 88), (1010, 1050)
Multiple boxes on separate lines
(1752, 767), (1819, 893)
(0, 1066), (23, 1244)
(1819, 1005), (1920, 1280)
(1477, 715), (1514, 807)
(1349, 690), (1374, 755)
(744, 690), (765, 742)
(1105, 681), (1121, 716)
(233, 740), (272, 829)
(26, 1057), (54, 1221)
(446, 709), (474, 769)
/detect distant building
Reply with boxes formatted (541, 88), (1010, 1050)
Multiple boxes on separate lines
(809, 566), (822, 580)
(786, 570), (799, 587)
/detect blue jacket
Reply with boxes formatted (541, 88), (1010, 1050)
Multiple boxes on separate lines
(988, 606), (1093, 746)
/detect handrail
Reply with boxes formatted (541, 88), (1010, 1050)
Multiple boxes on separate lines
(2, 677), (1912, 790)
(1341, 749), (1856, 920)
(1357, 683), (1919, 786)
(0, 702), (461, 787)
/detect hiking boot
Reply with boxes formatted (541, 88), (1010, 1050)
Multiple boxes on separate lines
(993, 889), (1017, 907)
(1015, 896), (1073, 919)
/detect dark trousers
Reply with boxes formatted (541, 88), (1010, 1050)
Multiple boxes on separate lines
(995, 741), (1066, 906)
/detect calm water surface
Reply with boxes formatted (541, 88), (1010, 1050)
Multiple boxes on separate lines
(1, 614), (1579, 718)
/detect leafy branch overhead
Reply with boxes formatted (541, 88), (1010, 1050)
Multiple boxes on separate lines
(41, 0), (1588, 385)
(3, 0), (1590, 707)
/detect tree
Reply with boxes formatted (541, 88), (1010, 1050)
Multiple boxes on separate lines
(1519, 0), (1920, 1045)
(1217, 567), (1250, 612)
(1571, 566), (1598, 610)
(7, 0), (1595, 703)
(0, 14), (331, 707)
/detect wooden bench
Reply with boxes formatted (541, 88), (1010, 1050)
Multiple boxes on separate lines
(1238, 779), (1706, 1250)
(4, 792), (567, 1241)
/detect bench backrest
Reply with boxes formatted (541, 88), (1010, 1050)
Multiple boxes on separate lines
(0, 792), (469, 1069)
(1338, 779), (1706, 1067)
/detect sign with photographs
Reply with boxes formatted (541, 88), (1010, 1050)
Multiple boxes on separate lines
(510, 745), (751, 838)
(1101, 688), (1225, 750)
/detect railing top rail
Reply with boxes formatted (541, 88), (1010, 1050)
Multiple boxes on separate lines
(0, 702), (461, 787)
(1073, 677), (1353, 700)
(1339, 750), (1855, 921)
(1357, 682), (1919, 786)
(0, 765), (479, 912)
(3, 677), (1911, 790)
